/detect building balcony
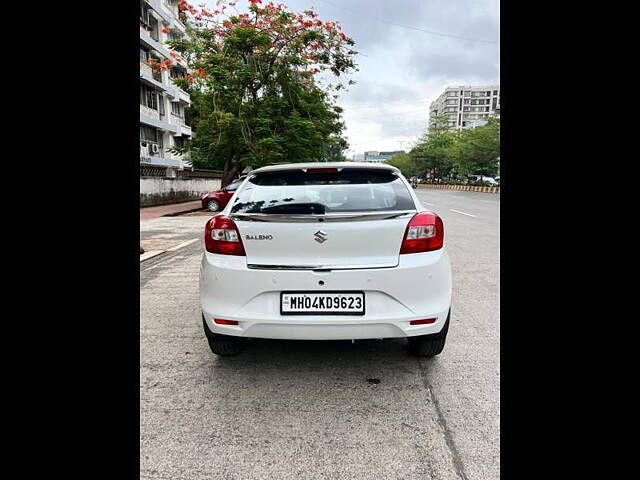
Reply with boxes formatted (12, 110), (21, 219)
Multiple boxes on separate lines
(169, 113), (192, 137)
(148, 0), (173, 24)
(140, 29), (171, 59)
(165, 84), (191, 104)
(140, 140), (183, 168)
(141, 106), (178, 134)
(179, 123), (192, 136)
(176, 87), (190, 104)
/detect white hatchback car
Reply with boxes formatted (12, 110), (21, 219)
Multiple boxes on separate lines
(200, 162), (452, 357)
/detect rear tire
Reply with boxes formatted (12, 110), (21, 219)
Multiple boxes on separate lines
(207, 200), (220, 212)
(407, 310), (450, 357)
(202, 315), (245, 356)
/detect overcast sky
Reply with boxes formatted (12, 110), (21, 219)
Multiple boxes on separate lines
(203, 0), (500, 157)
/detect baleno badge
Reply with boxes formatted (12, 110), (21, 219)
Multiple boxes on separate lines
(245, 234), (273, 240)
(314, 230), (328, 244)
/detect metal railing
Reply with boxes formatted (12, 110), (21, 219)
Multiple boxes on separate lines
(140, 165), (224, 179)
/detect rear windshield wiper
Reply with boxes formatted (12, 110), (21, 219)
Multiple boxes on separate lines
(259, 202), (326, 214)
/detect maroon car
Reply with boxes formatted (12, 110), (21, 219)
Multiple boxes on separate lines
(201, 180), (242, 212)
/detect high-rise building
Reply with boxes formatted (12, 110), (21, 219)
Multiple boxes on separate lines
(140, 0), (193, 170)
(429, 85), (500, 131)
(363, 150), (405, 163)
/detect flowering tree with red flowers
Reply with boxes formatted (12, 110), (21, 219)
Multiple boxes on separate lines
(154, 0), (358, 185)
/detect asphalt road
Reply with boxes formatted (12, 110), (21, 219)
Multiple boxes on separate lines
(140, 188), (500, 480)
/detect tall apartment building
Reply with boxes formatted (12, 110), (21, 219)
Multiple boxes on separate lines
(350, 151), (405, 162)
(140, 0), (193, 170)
(429, 85), (500, 131)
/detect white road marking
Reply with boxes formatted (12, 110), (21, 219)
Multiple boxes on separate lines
(140, 238), (200, 263)
(139, 251), (165, 262)
(423, 202), (435, 206)
(450, 209), (479, 218)
(166, 238), (200, 252)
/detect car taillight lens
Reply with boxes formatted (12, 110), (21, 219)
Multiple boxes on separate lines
(400, 212), (444, 254)
(204, 215), (246, 256)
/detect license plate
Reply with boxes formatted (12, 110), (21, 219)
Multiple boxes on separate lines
(280, 291), (365, 315)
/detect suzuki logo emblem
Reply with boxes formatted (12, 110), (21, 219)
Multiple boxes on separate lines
(314, 230), (328, 244)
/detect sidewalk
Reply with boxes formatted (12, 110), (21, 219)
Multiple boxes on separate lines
(140, 200), (202, 221)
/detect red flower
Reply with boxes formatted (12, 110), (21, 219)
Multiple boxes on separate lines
(249, 0), (262, 4)
(162, 27), (171, 34)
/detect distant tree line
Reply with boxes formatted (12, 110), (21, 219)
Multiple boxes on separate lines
(386, 113), (500, 183)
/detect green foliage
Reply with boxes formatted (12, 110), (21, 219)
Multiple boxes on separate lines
(451, 116), (500, 177)
(165, 2), (357, 184)
(409, 114), (500, 180)
(385, 153), (417, 178)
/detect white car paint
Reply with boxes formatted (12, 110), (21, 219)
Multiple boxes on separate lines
(200, 162), (452, 340)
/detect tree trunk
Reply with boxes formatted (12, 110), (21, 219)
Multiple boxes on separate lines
(220, 151), (243, 188)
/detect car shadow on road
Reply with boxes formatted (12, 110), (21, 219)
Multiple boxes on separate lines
(202, 337), (438, 385)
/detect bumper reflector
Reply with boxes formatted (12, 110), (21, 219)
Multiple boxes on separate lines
(214, 319), (239, 325)
(410, 318), (436, 325)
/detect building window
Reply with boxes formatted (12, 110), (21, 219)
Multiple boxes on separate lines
(171, 102), (183, 117)
(149, 16), (159, 41)
(140, 125), (158, 142)
(140, 84), (159, 110)
(464, 91), (471, 96)
(170, 66), (187, 79)
(140, 0), (151, 28)
(493, 90), (498, 95)
(158, 94), (165, 116)
(140, 45), (150, 63)
(140, 125), (164, 157)
(492, 97), (497, 109)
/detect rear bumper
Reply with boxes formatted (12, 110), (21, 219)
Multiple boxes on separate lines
(200, 250), (452, 340)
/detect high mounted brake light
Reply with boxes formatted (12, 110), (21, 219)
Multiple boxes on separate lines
(303, 167), (340, 173)
(400, 212), (444, 254)
(204, 215), (246, 256)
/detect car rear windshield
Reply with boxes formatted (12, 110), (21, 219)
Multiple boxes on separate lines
(230, 168), (415, 215)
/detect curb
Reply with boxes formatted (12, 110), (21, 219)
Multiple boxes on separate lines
(418, 184), (500, 194)
(162, 207), (205, 217)
(139, 238), (200, 263)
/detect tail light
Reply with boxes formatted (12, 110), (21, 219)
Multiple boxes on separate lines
(400, 212), (444, 254)
(204, 215), (246, 256)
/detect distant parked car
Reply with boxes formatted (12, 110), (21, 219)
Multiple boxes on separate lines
(468, 175), (499, 186)
(201, 180), (243, 212)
